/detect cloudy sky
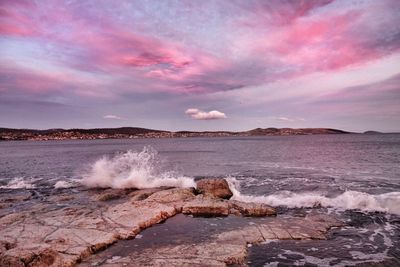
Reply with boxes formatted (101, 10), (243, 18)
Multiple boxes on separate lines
(0, 0), (399, 132)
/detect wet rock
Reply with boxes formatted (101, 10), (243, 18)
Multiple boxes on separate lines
(196, 178), (233, 199)
(0, 248), (36, 267)
(267, 222), (292, 239)
(0, 186), (344, 266)
(30, 249), (60, 266)
(82, 214), (344, 267)
(0, 191), (32, 204)
(92, 188), (137, 201)
(147, 187), (196, 203)
(0, 197), (180, 266)
(0, 241), (14, 255)
(84, 242), (246, 267)
(306, 213), (344, 228)
(103, 200), (178, 238)
(47, 194), (74, 202)
(0, 247), (74, 267)
(43, 228), (117, 255)
(217, 225), (265, 245)
(215, 214), (343, 246)
(93, 190), (123, 201)
(129, 187), (168, 201)
(229, 200), (277, 217)
(0, 213), (26, 225)
(182, 196), (229, 216)
(0, 203), (12, 210)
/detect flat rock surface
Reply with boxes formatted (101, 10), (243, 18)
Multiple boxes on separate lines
(79, 213), (343, 267)
(0, 184), (342, 267)
(229, 200), (277, 217)
(182, 196), (230, 216)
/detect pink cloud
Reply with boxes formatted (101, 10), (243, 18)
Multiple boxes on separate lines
(237, 0), (335, 27)
(240, 1), (400, 78)
(0, 5), (38, 37)
(0, 23), (31, 36)
(274, 11), (374, 71)
(0, 0), (399, 99)
(1, 1), (261, 96)
(0, 63), (112, 100)
(0, 66), (67, 94)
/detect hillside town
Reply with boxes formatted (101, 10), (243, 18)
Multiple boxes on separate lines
(0, 127), (350, 141)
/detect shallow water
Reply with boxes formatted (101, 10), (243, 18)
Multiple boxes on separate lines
(79, 214), (276, 266)
(1, 134), (399, 265)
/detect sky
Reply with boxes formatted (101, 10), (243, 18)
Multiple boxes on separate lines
(0, 0), (399, 132)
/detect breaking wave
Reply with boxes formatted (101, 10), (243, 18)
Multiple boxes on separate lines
(54, 180), (75, 189)
(0, 177), (35, 189)
(81, 147), (196, 189)
(227, 178), (400, 215)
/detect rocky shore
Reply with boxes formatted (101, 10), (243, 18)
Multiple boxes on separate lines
(0, 179), (344, 266)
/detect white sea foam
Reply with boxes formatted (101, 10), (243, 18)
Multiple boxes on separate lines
(81, 147), (196, 189)
(0, 177), (35, 189)
(54, 180), (74, 189)
(282, 249), (389, 267)
(227, 177), (400, 215)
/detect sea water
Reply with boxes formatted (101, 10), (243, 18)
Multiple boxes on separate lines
(1, 134), (399, 265)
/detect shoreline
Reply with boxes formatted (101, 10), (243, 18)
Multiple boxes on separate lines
(0, 179), (344, 266)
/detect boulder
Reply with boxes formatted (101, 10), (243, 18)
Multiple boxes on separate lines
(229, 200), (276, 217)
(196, 178), (233, 199)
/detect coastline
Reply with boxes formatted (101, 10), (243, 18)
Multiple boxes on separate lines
(1, 136), (399, 266)
(0, 127), (352, 141)
(0, 179), (345, 266)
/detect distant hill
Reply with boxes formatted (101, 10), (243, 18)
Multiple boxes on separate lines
(0, 127), (163, 135)
(363, 131), (383, 134)
(245, 127), (350, 136)
(0, 127), (352, 141)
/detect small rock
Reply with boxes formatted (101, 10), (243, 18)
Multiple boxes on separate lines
(196, 178), (233, 199)
(229, 200), (276, 217)
(182, 196), (229, 217)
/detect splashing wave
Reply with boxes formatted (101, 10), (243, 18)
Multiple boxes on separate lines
(81, 146), (196, 189)
(0, 177), (35, 189)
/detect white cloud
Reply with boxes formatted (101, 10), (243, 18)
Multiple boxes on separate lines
(185, 108), (200, 115)
(276, 117), (305, 123)
(185, 108), (227, 120)
(103, 114), (124, 120)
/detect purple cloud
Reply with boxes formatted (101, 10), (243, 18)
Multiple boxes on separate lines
(0, 0), (399, 131)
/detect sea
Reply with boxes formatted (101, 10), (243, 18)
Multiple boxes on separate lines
(1, 134), (399, 266)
